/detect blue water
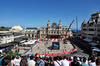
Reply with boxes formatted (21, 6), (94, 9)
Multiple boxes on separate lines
(71, 29), (81, 35)
(71, 29), (81, 32)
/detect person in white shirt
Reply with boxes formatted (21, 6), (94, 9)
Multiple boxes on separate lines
(53, 56), (62, 66)
(88, 57), (96, 66)
(11, 56), (16, 66)
(28, 56), (36, 66)
(14, 56), (21, 66)
(61, 56), (69, 66)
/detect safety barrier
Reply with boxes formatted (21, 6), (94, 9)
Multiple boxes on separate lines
(41, 41), (77, 56)
(35, 38), (64, 41)
(42, 48), (77, 56)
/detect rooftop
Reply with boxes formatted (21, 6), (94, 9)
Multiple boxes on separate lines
(91, 12), (100, 16)
(26, 27), (37, 29)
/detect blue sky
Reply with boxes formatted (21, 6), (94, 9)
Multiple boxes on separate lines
(0, 0), (100, 30)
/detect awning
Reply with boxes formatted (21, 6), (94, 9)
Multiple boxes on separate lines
(0, 43), (12, 48)
(23, 40), (36, 45)
(92, 47), (100, 52)
(83, 38), (92, 42)
(89, 42), (98, 46)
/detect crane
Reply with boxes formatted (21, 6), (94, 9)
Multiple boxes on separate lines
(65, 20), (75, 40)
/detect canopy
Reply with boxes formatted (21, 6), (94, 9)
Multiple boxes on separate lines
(83, 38), (92, 42)
(89, 42), (98, 46)
(23, 40), (36, 45)
(92, 47), (100, 52)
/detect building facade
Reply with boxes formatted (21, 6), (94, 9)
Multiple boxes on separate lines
(23, 28), (37, 39)
(81, 12), (100, 42)
(0, 31), (25, 44)
(38, 20), (73, 38)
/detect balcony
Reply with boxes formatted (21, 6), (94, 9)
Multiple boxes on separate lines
(82, 27), (87, 29)
(97, 35), (100, 37)
(87, 31), (95, 34)
(97, 30), (100, 32)
(88, 34), (95, 36)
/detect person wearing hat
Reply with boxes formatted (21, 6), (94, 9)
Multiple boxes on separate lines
(14, 56), (21, 66)
(10, 56), (16, 66)
(36, 55), (45, 66)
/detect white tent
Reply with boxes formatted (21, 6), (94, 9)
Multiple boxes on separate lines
(23, 40), (36, 45)
(20, 40), (26, 43)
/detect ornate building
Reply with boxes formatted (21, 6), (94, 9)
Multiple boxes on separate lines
(10, 25), (23, 32)
(38, 20), (73, 38)
(81, 12), (100, 43)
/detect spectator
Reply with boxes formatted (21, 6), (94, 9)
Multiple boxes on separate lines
(61, 56), (69, 66)
(45, 59), (51, 66)
(10, 56), (16, 66)
(53, 56), (62, 66)
(96, 56), (100, 66)
(0, 56), (3, 66)
(81, 58), (88, 66)
(69, 57), (73, 66)
(71, 56), (80, 66)
(20, 56), (28, 66)
(28, 56), (36, 66)
(36, 55), (45, 66)
(88, 57), (96, 66)
(88, 57), (91, 63)
(77, 57), (82, 65)
(59, 56), (63, 62)
(2, 56), (11, 66)
(27, 56), (30, 61)
(14, 56), (21, 66)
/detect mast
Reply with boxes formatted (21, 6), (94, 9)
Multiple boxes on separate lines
(76, 16), (78, 37)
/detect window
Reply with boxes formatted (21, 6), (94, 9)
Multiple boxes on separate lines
(51, 31), (53, 33)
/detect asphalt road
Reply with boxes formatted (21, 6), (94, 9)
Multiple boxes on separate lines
(57, 38), (90, 58)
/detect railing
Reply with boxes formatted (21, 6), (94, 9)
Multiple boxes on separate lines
(0, 35), (25, 40)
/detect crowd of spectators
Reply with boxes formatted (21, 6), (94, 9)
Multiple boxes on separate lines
(0, 53), (100, 66)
